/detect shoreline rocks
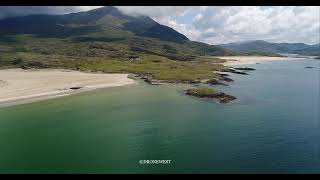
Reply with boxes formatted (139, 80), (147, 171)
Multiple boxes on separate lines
(221, 68), (249, 75)
(135, 72), (238, 104)
(234, 67), (256, 71)
(206, 79), (227, 86)
(136, 73), (201, 85)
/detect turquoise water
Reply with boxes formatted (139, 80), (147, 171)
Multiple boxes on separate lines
(0, 58), (319, 173)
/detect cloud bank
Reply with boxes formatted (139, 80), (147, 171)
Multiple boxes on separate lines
(117, 6), (320, 45)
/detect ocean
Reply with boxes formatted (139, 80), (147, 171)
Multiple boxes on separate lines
(0, 57), (319, 173)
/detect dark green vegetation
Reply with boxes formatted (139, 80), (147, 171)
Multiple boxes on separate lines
(0, 6), (235, 81)
(220, 40), (320, 56)
(186, 87), (218, 95)
(240, 51), (284, 57)
(185, 87), (236, 103)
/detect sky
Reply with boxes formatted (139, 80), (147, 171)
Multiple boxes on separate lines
(0, 6), (319, 45)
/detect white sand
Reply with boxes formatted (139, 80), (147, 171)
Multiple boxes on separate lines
(216, 56), (302, 66)
(0, 68), (135, 104)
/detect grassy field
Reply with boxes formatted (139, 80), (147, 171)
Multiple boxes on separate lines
(0, 35), (227, 82)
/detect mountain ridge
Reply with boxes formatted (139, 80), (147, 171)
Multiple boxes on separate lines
(220, 40), (319, 56)
(0, 6), (190, 44)
(0, 6), (236, 61)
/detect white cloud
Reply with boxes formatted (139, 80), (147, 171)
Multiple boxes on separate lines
(118, 6), (319, 45)
(193, 13), (203, 22)
(188, 6), (319, 44)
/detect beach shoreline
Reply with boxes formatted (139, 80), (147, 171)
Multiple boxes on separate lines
(216, 56), (303, 66)
(0, 68), (136, 107)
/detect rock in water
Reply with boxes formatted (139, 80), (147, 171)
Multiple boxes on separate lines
(221, 68), (249, 75)
(234, 67), (256, 71)
(218, 76), (234, 82)
(206, 79), (227, 86)
(185, 88), (236, 104)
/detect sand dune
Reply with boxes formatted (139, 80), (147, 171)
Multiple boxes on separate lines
(0, 68), (135, 105)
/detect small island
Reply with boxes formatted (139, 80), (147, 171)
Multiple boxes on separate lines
(185, 87), (236, 104)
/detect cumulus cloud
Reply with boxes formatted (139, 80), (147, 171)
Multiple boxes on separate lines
(152, 6), (320, 45)
(0, 6), (318, 45)
(116, 6), (191, 19)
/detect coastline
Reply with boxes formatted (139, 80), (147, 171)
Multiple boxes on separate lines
(216, 56), (303, 66)
(0, 68), (136, 107)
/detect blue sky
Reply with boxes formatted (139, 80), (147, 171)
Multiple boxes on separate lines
(0, 6), (319, 45)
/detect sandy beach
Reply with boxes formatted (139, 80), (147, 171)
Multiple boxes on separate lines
(0, 68), (135, 105)
(216, 56), (300, 66)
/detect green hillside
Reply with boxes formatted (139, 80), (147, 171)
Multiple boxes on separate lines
(220, 40), (319, 56)
(0, 6), (234, 81)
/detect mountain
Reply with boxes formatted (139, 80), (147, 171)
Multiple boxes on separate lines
(0, 6), (233, 61)
(0, 6), (189, 43)
(220, 40), (320, 56)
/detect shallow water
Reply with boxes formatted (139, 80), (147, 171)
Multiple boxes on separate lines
(0, 58), (319, 173)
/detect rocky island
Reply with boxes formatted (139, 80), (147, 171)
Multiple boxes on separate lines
(185, 87), (236, 104)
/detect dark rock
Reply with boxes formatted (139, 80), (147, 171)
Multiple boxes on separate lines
(214, 93), (237, 103)
(234, 67), (255, 71)
(206, 79), (227, 86)
(305, 66), (316, 68)
(70, 87), (82, 90)
(141, 75), (149, 80)
(218, 76), (234, 82)
(217, 73), (229, 77)
(221, 68), (249, 75)
(20, 65), (31, 70)
(229, 69), (248, 75)
(185, 89), (236, 104)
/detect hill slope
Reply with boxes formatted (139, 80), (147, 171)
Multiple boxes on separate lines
(0, 6), (234, 62)
(220, 40), (319, 56)
(0, 6), (234, 82)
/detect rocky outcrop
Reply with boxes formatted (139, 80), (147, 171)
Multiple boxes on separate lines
(234, 67), (256, 71)
(206, 79), (226, 86)
(136, 73), (201, 85)
(221, 68), (249, 75)
(185, 88), (236, 104)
